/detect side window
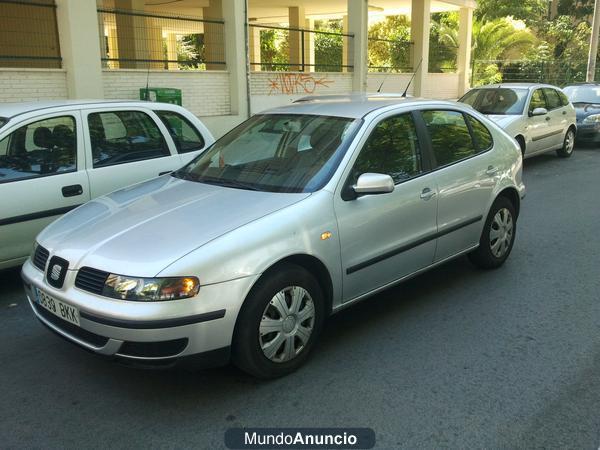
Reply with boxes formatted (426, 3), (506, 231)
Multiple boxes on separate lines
(351, 113), (422, 185)
(0, 116), (76, 183)
(558, 90), (570, 106)
(422, 110), (476, 166)
(88, 111), (170, 168)
(543, 88), (562, 110)
(529, 89), (546, 113)
(156, 111), (205, 154)
(466, 115), (493, 152)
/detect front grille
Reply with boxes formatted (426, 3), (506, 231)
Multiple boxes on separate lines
(75, 267), (109, 295)
(32, 245), (49, 271)
(118, 338), (188, 358)
(32, 302), (109, 348)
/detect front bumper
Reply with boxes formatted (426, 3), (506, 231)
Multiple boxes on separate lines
(21, 259), (257, 367)
(575, 123), (600, 142)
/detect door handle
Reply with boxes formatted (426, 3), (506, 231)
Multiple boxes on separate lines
(159, 170), (172, 176)
(420, 187), (436, 200)
(486, 165), (499, 176)
(62, 184), (83, 197)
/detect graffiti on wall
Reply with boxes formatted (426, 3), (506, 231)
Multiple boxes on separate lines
(268, 73), (334, 95)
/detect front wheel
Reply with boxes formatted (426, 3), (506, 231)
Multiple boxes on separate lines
(557, 128), (575, 158)
(232, 263), (324, 379)
(468, 197), (516, 269)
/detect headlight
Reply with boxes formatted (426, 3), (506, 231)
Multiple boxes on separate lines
(582, 114), (600, 124)
(102, 274), (200, 301)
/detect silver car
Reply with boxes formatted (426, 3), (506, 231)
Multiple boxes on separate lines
(21, 95), (525, 378)
(459, 83), (577, 159)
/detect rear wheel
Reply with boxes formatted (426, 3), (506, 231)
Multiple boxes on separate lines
(232, 263), (324, 379)
(557, 128), (575, 158)
(468, 196), (516, 269)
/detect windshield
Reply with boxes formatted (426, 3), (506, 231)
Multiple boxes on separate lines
(173, 114), (360, 193)
(459, 88), (529, 115)
(563, 85), (600, 104)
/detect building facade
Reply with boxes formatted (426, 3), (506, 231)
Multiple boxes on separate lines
(0, 0), (475, 137)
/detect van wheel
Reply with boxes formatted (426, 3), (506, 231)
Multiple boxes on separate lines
(557, 128), (575, 158)
(232, 263), (324, 379)
(468, 197), (516, 269)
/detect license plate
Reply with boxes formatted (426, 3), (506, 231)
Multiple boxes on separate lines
(35, 288), (80, 327)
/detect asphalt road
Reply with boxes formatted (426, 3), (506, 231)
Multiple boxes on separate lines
(1, 147), (600, 449)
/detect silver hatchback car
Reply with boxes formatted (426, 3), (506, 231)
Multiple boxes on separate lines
(22, 95), (525, 378)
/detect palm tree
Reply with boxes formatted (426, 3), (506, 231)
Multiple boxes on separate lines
(437, 18), (536, 84)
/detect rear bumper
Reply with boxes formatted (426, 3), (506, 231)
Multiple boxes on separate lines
(21, 259), (257, 368)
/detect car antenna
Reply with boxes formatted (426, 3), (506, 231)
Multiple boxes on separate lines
(144, 64), (150, 101)
(377, 71), (390, 93)
(402, 58), (423, 97)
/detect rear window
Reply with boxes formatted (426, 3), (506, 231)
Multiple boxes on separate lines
(459, 88), (529, 115)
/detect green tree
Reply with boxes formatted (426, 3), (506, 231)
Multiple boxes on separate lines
(474, 0), (548, 24)
(314, 19), (343, 72)
(368, 15), (411, 71)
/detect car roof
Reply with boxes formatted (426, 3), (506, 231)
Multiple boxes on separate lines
(259, 93), (460, 119)
(470, 83), (561, 90)
(0, 100), (171, 119)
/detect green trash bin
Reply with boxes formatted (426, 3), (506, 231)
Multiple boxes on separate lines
(140, 87), (182, 105)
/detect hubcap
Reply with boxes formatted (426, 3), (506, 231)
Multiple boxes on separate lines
(489, 207), (514, 258)
(565, 131), (575, 154)
(259, 286), (315, 363)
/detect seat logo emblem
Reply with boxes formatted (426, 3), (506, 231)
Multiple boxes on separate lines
(50, 264), (62, 281)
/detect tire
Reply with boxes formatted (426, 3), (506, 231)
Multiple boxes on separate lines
(468, 196), (517, 269)
(232, 263), (325, 379)
(556, 128), (575, 158)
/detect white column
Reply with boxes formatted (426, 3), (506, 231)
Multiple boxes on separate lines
(288, 6), (305, 71)
(457, 7), (473, 96)
(222, 0), (249, 118)
(304, 19), (315, 72)
(249, 22), (261, 71)
(55, 0), (104, 98)
(347, 0), (368, 92)
(410, 0), (431, 97)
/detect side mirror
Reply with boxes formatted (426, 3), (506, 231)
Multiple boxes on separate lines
(353, 173), (395, 196)
(530, 107), (548, 117)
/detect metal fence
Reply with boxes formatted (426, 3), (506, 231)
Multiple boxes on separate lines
(367, 37), (413, 72)
(428, 43), (458, 73)
(248, 23), (354, 72)
(97, 8), (225, 70)
(472, 59), (600, 87)
(0, 0), (61, 69)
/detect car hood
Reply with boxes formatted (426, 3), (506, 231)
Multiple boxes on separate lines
(38, 175), (310, 277)
(485, 114), (521, 129)
(573, 103), (600, 121)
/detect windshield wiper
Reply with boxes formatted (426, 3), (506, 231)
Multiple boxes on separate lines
(201, 178), (260, 191)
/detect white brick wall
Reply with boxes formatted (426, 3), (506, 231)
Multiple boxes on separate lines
(0, 69), (68, 103)
(423, 73), (460, 100)
(102, 70), (231, 117)
(367, 72), (460, 100)
(249, 71), (353, 113)
(367, 73), (415, 96)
